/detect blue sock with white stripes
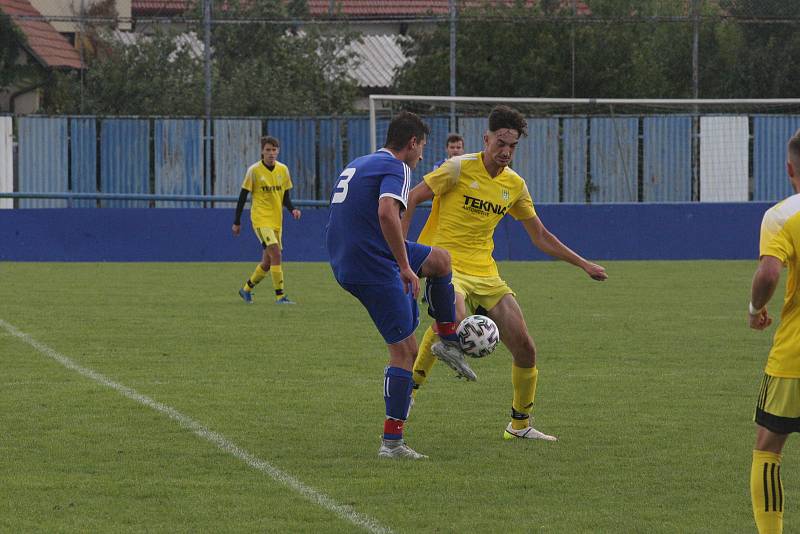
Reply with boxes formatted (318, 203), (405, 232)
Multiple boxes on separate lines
(383, 366), (414, 440)
(426, 273), (459, 342)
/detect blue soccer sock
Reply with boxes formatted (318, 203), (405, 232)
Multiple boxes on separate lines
(383, 366), (414, 440)
(425, 274), (459, 342)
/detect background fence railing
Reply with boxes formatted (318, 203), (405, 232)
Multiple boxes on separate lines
(2, 113), (800, 208)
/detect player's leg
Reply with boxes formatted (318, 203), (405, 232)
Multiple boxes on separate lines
(239, 237), (270, 303)
(340, 281), (426, 459)
(751, 374), (795, 533)
(416, 245), (475, 380)
(379, 333), (427, 458)
(752, 425), (787, 534)
(267, 245), (284, 302)
(267, 229), (294, 304)
(486, 294), (556, 441)
(411, 326), (437, 395)
(381, 286), (427, 459)
(418, 247), (459, 340)
(412, 291), (468, 393)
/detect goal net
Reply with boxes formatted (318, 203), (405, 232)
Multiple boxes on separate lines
(368, 95), (800, 203)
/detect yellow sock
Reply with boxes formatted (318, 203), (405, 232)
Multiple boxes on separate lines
(270, 265), (285, 299)
(243, 264), (268, 292)
(411, 326), (438, 398)
(752, 449), (784, 534)
(511, 364), (538, 430)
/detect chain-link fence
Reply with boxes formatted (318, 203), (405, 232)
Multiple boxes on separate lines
(3, 1), (800, 206)
(3, 0), (800, 118)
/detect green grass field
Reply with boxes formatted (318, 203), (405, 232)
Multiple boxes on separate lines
(0, 260), (784, 533)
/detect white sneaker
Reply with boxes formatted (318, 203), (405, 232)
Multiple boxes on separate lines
(431, 341), (477, 381)
(502, 422), (557, 441)
(378, 440), (428, 459)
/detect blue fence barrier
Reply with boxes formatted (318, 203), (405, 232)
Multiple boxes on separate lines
(643, 116), (693, 202)
(6, 114), (800, 205)
(18, 117), (68, 208)
(0, 203), (768, 262)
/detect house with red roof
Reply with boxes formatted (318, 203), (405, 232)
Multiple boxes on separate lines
(0, 0), (83, 113)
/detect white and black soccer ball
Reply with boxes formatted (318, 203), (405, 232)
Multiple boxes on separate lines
(457, 315), (499, 358)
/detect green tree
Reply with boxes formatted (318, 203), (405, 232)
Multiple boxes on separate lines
(396, 0), (696, 98)
(46, 0), (359, 115)
(46, 29), (204, 114)
(394, 2), (573, 98)
(710, 0), (800, 97)
(198, 0), (358, 115)
(393, 0), (798, 100)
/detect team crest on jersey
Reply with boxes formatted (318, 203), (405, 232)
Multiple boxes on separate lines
(502, 189), (510, 201)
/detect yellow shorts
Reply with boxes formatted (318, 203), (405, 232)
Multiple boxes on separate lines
(452, 271), (515, 314)
(755, 374), (800, 434)
(253, 227), (282, 249)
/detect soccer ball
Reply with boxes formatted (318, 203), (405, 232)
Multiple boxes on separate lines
(457, 315), (499, 358)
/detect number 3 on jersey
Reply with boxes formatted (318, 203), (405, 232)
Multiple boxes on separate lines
(331, 167), (356, 204)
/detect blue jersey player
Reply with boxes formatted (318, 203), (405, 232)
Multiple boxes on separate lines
(326, 112), (475, 459)
(433, 132), (465, 169)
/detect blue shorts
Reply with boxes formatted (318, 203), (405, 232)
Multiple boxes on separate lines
(341, 242), (432, 345)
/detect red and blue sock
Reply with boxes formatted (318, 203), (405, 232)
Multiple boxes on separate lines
(383, 366), (414, 440)
(426, 273), (459, 343)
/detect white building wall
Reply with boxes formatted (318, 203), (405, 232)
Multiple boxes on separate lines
(28, 0), (131, 32)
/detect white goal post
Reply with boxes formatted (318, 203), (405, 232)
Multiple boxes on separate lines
(368, 95), (800, 203)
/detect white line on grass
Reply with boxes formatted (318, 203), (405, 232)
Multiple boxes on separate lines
(0, 319), (394, 534)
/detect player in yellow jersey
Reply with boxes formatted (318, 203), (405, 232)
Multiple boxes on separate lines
(748, 129), (800, 533)
(232, 136), (301, 304)
(402, 105), (607, 441)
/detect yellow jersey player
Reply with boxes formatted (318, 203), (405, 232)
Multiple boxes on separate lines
(232, 136), (301, 304)
(402, 105), (607, 441)
(748, 128), (800, 534)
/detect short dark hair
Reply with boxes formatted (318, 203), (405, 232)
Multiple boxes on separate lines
(261, 136), (279, 149)
(790, 128), (800, 161)
(488, 105), (528, 138)
(384, 111), (430, 151)
(446, 133), (464, 145)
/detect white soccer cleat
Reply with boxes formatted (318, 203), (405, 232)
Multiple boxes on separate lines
(503, 422), (558, 441)
(431, 341), (477, 381)
(378, 440), (428, 459)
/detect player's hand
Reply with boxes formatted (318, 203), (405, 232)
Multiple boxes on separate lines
(749, 308), (773, 330)
(292, 209), (302, 220)
(232, 224), (241, 236)
(399, 266), (420, 299)
(584, 262), (608, 281)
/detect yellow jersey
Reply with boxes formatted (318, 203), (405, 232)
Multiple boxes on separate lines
(760, 194), (800, 377)
(417, 152), (537, 277)
(241, 160), (293, 229)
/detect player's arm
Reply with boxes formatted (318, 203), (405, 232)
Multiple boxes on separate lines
(749, 255), (782, 330)
(401, 181), (434, 239)
(378, 197), (419, 298)
(520, 216), (607, 281)
(283, 190), (301, 220)
(752, 215), (795, 329)
(232, 188), (249, 236)
(282, 168), (300, 220)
